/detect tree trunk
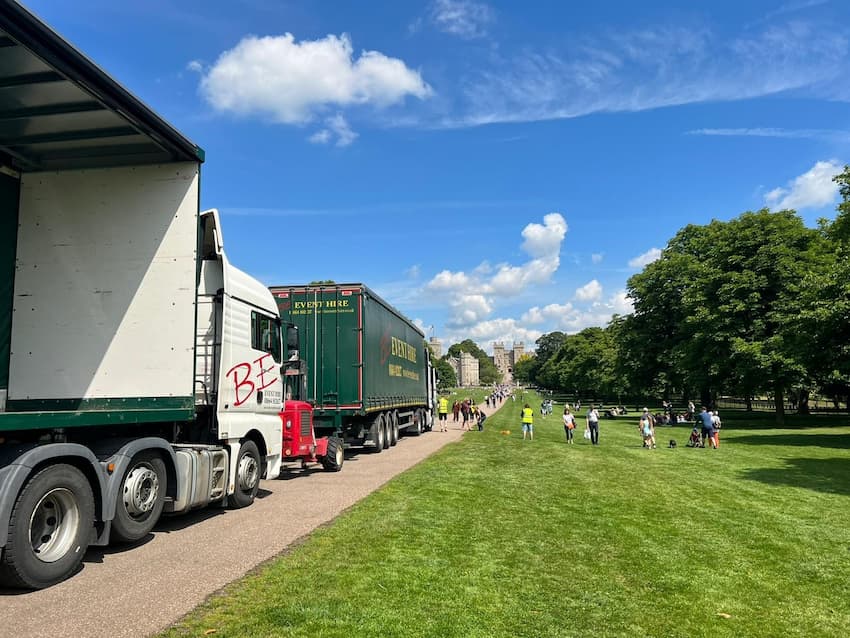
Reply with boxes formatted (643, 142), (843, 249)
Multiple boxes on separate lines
(774, 384), (785, 426)
(796, 389), (810, 415)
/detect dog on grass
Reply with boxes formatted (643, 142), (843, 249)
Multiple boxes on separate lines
(668, 439), (677, 448)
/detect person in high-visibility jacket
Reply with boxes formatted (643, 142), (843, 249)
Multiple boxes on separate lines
(521, 403), (534, 440)
(438, 396), (449, 432)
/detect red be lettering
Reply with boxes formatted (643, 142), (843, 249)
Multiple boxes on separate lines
(254, 353), (279, 391)
(226, 362), (254, 407)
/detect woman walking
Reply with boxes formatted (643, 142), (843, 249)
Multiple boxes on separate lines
(562, 406), (576, 444)
(640, 408), (656, 449)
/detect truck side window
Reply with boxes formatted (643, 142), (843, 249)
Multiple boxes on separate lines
(251, 311), (281, 363)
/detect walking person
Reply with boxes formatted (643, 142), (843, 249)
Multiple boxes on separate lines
(461, 400), (470, 431)
(711, 410), (722, 448)
(699, 407), (716, 449)
(521, 403), (534, 440)
(452, 400), (460, 423)
(586, 404), (600, 445)
(438, 396), (449, 432)
(563, 406), (576, 444)
(640, 408), (656, 448)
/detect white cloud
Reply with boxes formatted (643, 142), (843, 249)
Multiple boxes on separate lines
(308, 129), (332, 145)
(550, 290), (634, 333)
(425, 212), (567, 326)
(522, 301), (576, 324)
(200, 33), (432, 124)
(765, 0), (829, 20)
(591, 253), (604, 264)
(309, 113), (359, 147)
(186, 59), (204, 73)
(521, 212), (568, 258)
(609, 290), (634, 315)
(688, 127), (850, 142)
(764, 159), (843, 210)
(444, 318), (542, 353)
(629, 248), (662, 269)
(437, 21), (850, 128)
(430, 0), (495, 39)
(405, 264), (421, 279)
(447, 294), (493, 328)
(574, 280), (603, 302)
(427, 269), (473, 291)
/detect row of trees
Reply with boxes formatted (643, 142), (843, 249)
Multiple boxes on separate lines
(514, 166), (850, 424)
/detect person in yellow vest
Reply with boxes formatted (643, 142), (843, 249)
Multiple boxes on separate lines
(438, 396), (449, 432)
(521, 403), (534, 440)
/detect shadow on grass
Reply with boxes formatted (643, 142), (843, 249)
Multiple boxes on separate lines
(741, 457), (850, 496)
(734, 432), (850, 449)
(715, 409), (850, 431)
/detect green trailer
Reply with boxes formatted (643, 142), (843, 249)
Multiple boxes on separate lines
(271, 284), (437, 451)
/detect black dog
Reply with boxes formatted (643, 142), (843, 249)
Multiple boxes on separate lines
(668, 439), (677, 448)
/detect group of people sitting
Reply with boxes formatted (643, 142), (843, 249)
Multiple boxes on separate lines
(637, 403), (722, 449)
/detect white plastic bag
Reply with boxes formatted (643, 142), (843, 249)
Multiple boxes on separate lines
(583, 428), (591, 440)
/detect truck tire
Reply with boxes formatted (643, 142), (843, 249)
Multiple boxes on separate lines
(110, 452), (167, 544)
(382, 415), (391, 450)
(320, 437), (345, 472)
(410, 409), (423, 436)
(229, 440), (261, 509)
(389, 411), (399, 446)
(369, 414), (385, 453)
(0, 464), (94, 589)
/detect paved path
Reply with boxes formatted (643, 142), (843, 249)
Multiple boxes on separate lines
(1, 396), (508, 638)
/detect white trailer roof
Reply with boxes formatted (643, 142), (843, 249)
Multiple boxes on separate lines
(0, 1), (203, 171)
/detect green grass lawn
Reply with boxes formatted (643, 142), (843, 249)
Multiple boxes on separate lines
(163, 393), (850, 638)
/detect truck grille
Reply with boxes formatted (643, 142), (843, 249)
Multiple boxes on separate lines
(300, 410), (312, 437)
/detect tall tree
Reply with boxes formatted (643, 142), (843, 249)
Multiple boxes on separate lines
(626, 209), (822, 424)
(434, 357), (457, 390)
(792, 165), (850, 409)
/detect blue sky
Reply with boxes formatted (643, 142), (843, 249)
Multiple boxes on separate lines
(27, 0), (850, 352)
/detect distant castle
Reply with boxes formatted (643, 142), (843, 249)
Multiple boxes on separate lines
(492, 341), (525, 383)
(432, 337), (524, 387)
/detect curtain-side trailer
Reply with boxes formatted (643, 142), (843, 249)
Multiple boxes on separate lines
(0, 3), (283, 589)
(270, 284), (437, 452)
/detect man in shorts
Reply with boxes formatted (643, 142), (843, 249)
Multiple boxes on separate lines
(521, 403), (534, 440)
(438, 396), (449, 432)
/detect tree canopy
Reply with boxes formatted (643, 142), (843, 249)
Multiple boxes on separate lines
(518, 180), (850, 424)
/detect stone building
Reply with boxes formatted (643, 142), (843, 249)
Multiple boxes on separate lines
(447, 351), (480, 387)
(492, 341), (525, 383)
(428, 336), (442, 359)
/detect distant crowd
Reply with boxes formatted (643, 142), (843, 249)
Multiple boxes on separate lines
(517, 395), (723, 450)
(436, 384), (514, 433)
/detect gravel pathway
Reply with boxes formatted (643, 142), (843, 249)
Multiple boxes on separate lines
(1, 397), (508, 638)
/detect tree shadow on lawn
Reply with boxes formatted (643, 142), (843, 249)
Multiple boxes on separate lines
(741, 457), (850, 496)
(733, 432), (850, 449)
(716, 409), (849, 431)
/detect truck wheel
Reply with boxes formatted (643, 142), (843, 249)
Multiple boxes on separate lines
(382, 416), (391, 449)
(320, 437), (345, 472)
(389, 411), (399, 446)
(410, 409), (423, 436)
(369, 415), (385, 453)
(0, 464), (94, 589)
(111, 452), (167, 544)
(230, 440), (261, 509)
